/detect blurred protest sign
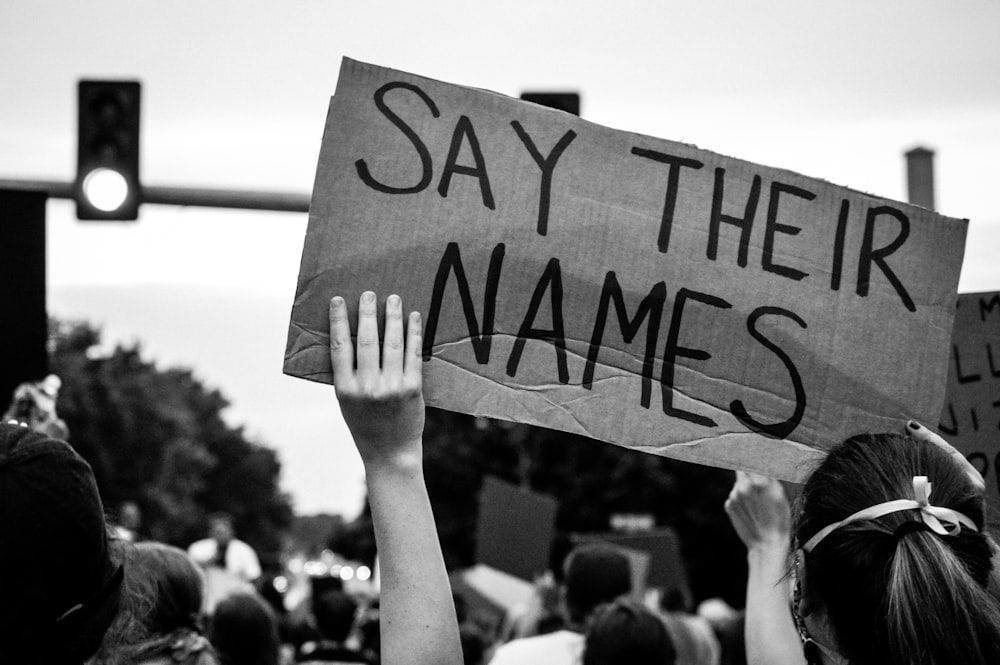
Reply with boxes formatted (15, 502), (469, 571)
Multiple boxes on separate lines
(574, 528), (686, 600)
(939, 292), (1000, 527)
(285, 57), (968, 482)
(476, 476), (558, 581)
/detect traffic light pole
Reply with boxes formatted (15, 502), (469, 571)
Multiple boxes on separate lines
(0, 179), (310, 213)
(0, 189), (49, 401)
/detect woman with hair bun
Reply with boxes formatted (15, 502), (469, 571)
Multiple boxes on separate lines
(726, 422), (1000, 665)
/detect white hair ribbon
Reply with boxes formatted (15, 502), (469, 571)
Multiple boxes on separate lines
(802, 476), (978, 553)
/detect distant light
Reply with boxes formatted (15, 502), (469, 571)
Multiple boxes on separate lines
(339, 566), (355, 581)
(273, 576), (289, 593)
(288, 557), (304, 574)
(304, 561), (328, 577)
(356, 565), (371, 581)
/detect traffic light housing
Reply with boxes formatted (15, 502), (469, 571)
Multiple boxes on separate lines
(75, 80), (141, 220)
(519, 92), (580, 116)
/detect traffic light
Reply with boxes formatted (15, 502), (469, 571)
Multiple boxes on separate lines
(519, 92), (580, 116)
(75, 80), (141, 220)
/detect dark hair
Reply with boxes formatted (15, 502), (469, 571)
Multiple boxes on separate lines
(796, 432), (1000, 665)
(563, 543), (632, 625)
(583, 599), (675, 665)
(129, 542), (205, 635)
(210, 592), (280, 665)
(312, 589), (358, 642)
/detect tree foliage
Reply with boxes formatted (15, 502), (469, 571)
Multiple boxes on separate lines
(335, 406), (747, 608)
(49, 320), (293, 568)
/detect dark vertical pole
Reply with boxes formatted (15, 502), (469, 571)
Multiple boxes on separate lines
(0, 189), (48, 403)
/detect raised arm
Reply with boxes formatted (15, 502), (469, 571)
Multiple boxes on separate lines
(329, 291), (462, 665)
(725, 471), (806, 665)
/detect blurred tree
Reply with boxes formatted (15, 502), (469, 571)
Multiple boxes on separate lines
(333, 406), (747, 608)
(48, 319), (293, 569)
(291, 513), (345, 558)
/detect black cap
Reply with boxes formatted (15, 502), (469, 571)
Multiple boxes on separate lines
(0, 423), (122, 664)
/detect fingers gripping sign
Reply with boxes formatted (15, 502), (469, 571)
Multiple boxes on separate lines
(906, 420), (985, 494)
(329, 292), (426, 467)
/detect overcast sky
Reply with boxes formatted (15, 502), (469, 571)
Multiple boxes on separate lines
(2, 0), (998, 516)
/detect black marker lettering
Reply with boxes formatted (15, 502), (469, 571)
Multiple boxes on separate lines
(857, 206), (915, 312)
(355, 81), (440, 194)
(438, 115), (495, 210)
(830, 199), (850, 291)
(512, 122), (577, 236)
(423, 242), (505, 362)
(631, 148), (704, 253)
(730, 306), (808, 439)
(661, 288), (732, 427)
(708, 168), (761, 267)
(967, 452), (988, 482)
(583, 273), (666, 408)
(506, 259), (569, 383)
(954, 344), (982, 384)
(939, 403), (958, 436)
(763, 181), (815, 281)
(981, 294), (1000, 321)
(988, 344), (1000, 378)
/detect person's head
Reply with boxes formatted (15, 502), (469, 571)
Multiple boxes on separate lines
(312, 588), (357, 643)
(562, 543), (632, 626)
(208, 512), (235, 545)
(0, 422), (124, 664)
(794, 431), (1000, 665)
(211, 592), (280, 665)
(583, 598), (676, 665)
(459, 622), (488, 665)
(118, 501), (142, 532)
(129, 541), (205, 635)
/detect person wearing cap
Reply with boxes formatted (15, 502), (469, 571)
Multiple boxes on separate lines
(0, 421), (128, 664)
(487, 542), (634, 665)
(725, 423), (1000, 665)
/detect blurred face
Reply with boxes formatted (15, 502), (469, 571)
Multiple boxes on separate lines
(210, 518), (234, 544)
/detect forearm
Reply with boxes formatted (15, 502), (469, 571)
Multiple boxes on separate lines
(744, 545), (805, 665)
(366, 455), (462, 665)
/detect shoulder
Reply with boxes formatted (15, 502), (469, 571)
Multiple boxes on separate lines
(230, 539), (259, 556)
(489, 630), (583, 665)
(188, 538), (214, 555)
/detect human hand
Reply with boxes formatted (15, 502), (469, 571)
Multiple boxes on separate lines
(725, 471), (792, 553)
(906, 420), (985, 493)
(329, 291), (425, 472)
(3, 374), (70, 440)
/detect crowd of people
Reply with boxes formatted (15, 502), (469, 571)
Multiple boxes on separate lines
(3, 289), (999, 665)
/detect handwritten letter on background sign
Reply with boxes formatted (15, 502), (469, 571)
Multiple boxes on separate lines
(285, 58), (968, 482)
(941, 292), (1000, 525)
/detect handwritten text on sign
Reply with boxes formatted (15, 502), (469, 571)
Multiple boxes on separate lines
(285, 58), (967, 482)
(940, 293), (1000, 525)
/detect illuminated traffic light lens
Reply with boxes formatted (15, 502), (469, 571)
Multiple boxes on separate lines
(82, 167), (130, 212)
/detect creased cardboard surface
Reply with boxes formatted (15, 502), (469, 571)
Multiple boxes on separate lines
(285, 57), (968, 482)
(940, 292), (1000, 527)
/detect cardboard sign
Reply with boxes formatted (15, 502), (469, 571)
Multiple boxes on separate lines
(939, 292), (1000, 526)
(572, 529), (687, 598)
(285, 57), (968, 482)
(475, 476), (558, 581)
